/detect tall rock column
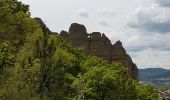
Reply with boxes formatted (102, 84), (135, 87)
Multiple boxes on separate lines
(68, 23), (89, 49)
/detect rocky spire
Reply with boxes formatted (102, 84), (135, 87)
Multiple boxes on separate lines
(112, 41), (138, 79)
(59, 30), (68, 39)
(69, 23), (87, 34)
(34, 17), (52, 35)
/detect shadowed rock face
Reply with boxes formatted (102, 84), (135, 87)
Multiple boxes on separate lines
(112, 41), (138, 79)
(59, 23), (138, 80)
(34, 17), (52, 35)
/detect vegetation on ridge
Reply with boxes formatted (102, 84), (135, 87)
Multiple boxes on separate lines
(0, 0), (158, 99)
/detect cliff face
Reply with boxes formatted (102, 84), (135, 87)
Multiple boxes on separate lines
(59, 23), (138, 80)
(111, 41), (138, 79)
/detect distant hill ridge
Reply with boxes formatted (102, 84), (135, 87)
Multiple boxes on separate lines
(139, 68), (170, 81)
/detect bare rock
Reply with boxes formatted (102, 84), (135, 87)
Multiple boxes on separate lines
(59, 23), (138, 80)
(34, 17), (52, 35)
(69, 23), (87, 34)
(112, 41), (138, 79)
(59, 30), (69, 39)
(67, 23), (89, 53)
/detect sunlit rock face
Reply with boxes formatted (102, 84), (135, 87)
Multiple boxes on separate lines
(59, 23), (138, 80)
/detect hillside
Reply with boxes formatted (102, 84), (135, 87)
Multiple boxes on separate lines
(0, 0), (158, 99)
(139, 68), (170, 82)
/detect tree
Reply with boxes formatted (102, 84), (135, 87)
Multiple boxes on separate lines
(0, 42), (13, 99)
(0, 42), (14, 69)
(0, 0), (29, 14)
(0, 0), (38, 48)
(40, 35), (85, 99)
(73, 56), (158, 100)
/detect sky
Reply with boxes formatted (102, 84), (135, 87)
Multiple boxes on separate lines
(19, 0), (170, 69)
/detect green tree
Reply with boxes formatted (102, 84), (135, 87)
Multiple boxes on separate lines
(0, 42), (14, 69)
(73, 56), (158, 100)
(40, 35), (85, 99)
(0, 0), (38, 48)
(0, 42), (12, 99)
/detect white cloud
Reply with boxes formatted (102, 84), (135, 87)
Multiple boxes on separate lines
(125, 33), (170, 51)
(130, 48), (170, 69)
(76, 8), (89, 18)
(97, 18), (111, 27)
(96, 8), (115, 17)
(127, 5), (170, 33)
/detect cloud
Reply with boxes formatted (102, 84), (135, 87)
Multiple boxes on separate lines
(96, 8), (115, 17)
(109, 29), (170, 69)
(110, 30), (170, 52)
(155, 0), (170, 7)
(125, 33), (170, 52)
(125, 0), (170, 69)
(127, 5), (170, 33)
(129, 48), (170, 69)
(76, 8), (89, 17)
(97, 18), (111, 27)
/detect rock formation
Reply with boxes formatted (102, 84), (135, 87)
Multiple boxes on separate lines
(34, 17), (54, 35)
(59, 23), (138, 80)
(111, 41), (138, 79)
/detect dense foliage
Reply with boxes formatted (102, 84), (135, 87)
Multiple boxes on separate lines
(0, 0), (158, 100)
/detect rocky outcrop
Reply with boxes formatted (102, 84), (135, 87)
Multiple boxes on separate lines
(111, 41), (138, 79)
(34, 17), (53, 35)
(59, 23), (138, 80)
(88, 32), (112, 62)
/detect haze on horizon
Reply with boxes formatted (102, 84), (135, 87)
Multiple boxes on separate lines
(19, 0), (170, 69)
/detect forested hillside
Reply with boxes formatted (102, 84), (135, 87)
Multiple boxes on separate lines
(0, 0), (158, 99)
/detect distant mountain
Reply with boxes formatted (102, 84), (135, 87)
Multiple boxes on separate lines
(139, 68), (170, 82)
